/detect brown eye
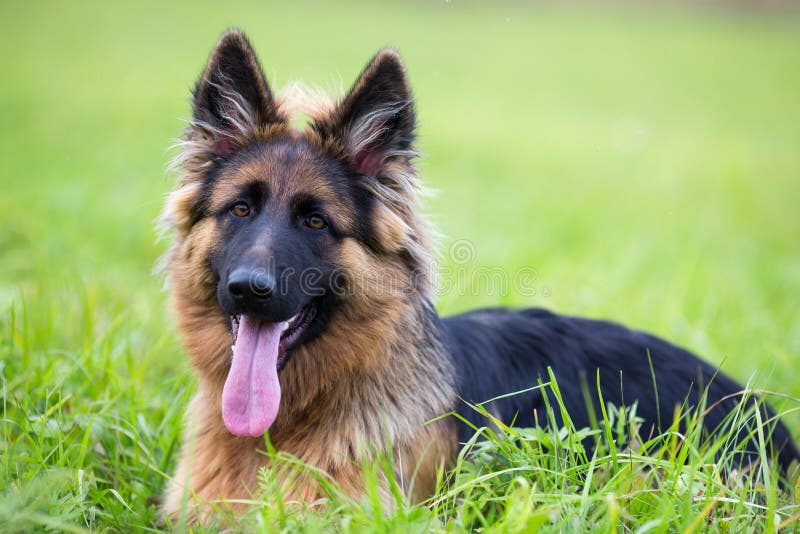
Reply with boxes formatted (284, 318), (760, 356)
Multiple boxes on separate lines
(230, 202), (250, 218)
(305, 214), (327, 230)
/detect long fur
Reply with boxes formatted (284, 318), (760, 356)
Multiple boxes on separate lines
(159, 32), (454, 523)
(158, 30), (799, 525)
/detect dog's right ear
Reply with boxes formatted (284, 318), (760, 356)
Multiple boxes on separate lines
(191, 29), (283, 156)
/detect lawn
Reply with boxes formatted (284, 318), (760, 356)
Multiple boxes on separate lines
(1, 1), (799, 531)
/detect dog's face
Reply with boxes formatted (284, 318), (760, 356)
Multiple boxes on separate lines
(161, 30), (432, 436)
(209, 138), (358, 369)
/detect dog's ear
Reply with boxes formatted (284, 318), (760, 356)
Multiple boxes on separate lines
(192, 29), (283, 156)
(315, 49), (416, 177)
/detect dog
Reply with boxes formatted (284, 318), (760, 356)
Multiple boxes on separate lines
(159, 29), (799, 521)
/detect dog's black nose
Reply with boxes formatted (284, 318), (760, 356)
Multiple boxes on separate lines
(227, 268), (274, 304)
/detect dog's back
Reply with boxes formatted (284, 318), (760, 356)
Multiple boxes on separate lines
(442, 307), (800, 472)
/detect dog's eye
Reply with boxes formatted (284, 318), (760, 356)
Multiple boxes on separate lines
(230, 202), (250, 218)
(305, 214), (327, 230)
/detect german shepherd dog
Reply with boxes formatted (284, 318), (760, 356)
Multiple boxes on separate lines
(159, 29), (799, 520)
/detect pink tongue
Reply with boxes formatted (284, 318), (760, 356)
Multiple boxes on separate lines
(221, 315), (287, 436)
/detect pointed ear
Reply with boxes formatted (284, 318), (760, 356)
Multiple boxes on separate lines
(192, 29), (283, 156)
(315, 49), (416, 177)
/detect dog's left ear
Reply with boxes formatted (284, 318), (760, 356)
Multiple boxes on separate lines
(315, 49), (416, 177)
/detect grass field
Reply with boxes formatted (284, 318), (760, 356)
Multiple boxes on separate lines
(1, 1), (799, 531)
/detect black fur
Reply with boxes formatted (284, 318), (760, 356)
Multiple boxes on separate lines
(442, 307), (800, 473)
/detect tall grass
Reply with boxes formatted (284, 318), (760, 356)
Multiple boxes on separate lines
(168, 374), (800, 532)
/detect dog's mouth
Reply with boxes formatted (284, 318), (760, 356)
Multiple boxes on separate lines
(230, 302), (316, 371)
(222, 302), (317, 437)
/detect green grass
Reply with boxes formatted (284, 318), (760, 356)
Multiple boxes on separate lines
(1, 0), (799, 531)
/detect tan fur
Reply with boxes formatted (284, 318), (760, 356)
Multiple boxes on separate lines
(159, 32), (457, 523)
(162, 240), (457, 521)
(275, 82), (340, 125)
(205, 142), (358, 232)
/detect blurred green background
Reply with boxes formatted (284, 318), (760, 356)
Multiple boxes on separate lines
(1, 0), (799, 528)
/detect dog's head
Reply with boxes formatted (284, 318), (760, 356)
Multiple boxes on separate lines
(160, 30), (433, 436)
